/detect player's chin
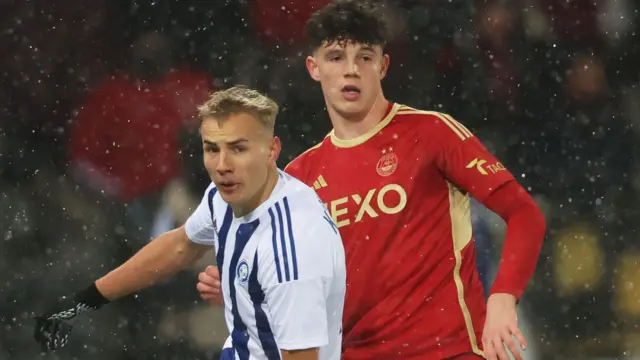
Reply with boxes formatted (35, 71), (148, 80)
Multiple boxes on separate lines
(336, 100), (366, 114)
(218, 186), (243, 203)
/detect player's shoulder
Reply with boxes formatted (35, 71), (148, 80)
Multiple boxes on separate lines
(258, 173), (339, 267)
(279, 171), (326, 216)
(260, 171), (332, 233)
(283, 135), (331, 176)
(257, 172), (334, 253)
(394, 104), (474, 141)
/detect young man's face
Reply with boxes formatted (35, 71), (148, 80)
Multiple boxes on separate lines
(200, 113), (280, 213)
(306, 41), (389, 118)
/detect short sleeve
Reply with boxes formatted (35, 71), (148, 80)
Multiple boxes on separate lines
(433, 113), (515, 202)
(257, 199), (343, 350)
(184, 184), (217, 245)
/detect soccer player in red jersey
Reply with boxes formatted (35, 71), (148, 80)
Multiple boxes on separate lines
(197, 1), (546, 359)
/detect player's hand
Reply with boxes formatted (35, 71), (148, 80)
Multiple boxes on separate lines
(34, 314), (74, 351)
(197, 265), (223, 306)
(482, 293), (527, 360)
(33, 283), (109, 351)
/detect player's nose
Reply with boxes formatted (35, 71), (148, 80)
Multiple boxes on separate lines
(215, 150), (232, 173)
(343, 59), (360, 77)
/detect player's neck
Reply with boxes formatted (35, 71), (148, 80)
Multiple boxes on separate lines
(233, 167), (279, 218)
(328, 94), (390, 141)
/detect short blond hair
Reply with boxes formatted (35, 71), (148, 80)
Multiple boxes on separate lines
(197, 86), (279, 133)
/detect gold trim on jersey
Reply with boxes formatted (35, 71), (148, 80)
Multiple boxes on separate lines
(397, 107), (474, 141)
(329, 103), (402, 148)
(447, 181), (486, 358)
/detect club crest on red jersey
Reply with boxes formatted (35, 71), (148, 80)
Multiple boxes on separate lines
(376, 148), (398, 177)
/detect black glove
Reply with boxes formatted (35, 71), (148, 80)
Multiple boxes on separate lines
(34, 282), (110, 351)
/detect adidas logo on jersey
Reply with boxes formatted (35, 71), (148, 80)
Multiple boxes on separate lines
(313, 175), (328, 190)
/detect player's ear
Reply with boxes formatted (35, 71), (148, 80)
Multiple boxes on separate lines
(306, 55), (321, 82)
(269, 136), (281, 163)
(380, 54), (390, 80)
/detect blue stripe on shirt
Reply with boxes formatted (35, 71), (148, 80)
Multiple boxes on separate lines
(268, 208), (283, 283)
(283, 197), (298, 280)
(274, 202), (291, 282)
(229, 220), (260, 360)
(248, 253), (281, 360)
(216, 206), (234, 279)
(207, 187), (217, 219)
(219, 348), (234, 360)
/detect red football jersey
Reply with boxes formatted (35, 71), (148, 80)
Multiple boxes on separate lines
(285, 103), (515, 359)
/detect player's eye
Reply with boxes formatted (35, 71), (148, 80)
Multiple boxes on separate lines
(361, 55), (373, 61)
(232, 146), (246, 154)
(204, 146), (218, 153)
(327, 53), (343, 62)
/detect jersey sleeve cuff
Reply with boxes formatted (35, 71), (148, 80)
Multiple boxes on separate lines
(278, 337), (329, 351)
(489, 285), (523, 301)
(184, 221), (214, 245)
(186, 234), (212, 245)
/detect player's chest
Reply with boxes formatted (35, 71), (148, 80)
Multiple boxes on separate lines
(310, 143), (435, 229)
(219, 221), (267, 292)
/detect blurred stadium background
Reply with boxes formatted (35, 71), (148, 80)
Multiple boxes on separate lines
(1, 0), (639, 359)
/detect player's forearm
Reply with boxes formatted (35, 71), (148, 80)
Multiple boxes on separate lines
(482, 181), (547, 299)
(95, 226), (209, 301)
(492, 202), (545, 298)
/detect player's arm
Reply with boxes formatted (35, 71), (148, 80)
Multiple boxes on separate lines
(94, 183), (218, 299)
(258, 206), (344, 360)
(94, 225), (209, 300)
(432, 113), (546, 300)
(34, 186), (217, 351)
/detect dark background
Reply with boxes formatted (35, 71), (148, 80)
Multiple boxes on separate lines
(1, 0), (639, 359)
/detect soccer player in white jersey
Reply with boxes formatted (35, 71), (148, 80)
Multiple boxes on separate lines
(33, 86), (347, 360)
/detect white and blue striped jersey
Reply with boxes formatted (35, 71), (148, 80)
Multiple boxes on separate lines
(185, 169), (346, 360)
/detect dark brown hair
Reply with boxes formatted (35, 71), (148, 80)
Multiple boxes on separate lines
(305, 0), (390, 51)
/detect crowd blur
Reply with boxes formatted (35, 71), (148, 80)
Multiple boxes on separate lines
(1, 0), (639, 359)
